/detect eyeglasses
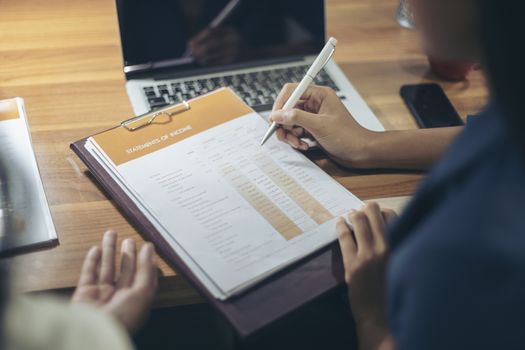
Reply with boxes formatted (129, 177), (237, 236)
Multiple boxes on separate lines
(121, 100), (191, 131)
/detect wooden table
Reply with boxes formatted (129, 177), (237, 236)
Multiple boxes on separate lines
(1, 0), (488, 306)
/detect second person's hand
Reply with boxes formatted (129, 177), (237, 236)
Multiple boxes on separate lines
(269, 84), (379, 168)
(337, 203), (397, 350)
(72, 230), (158, 334)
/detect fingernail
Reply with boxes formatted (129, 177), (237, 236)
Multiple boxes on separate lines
(146, 243), (155, 255)
(124, 239), (135, 248)
(90, 246), (101, 256)
(300, 143), (308, 151)
(104, 231), (117, 243)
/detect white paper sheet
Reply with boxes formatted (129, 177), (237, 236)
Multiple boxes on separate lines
(87, 93), (362, 299)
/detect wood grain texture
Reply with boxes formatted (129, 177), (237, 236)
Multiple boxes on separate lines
(1, 0), (488, 306)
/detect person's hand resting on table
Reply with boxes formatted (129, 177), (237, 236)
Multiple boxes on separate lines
(72, 230), (158, 333)
(337, 202), (397, 350)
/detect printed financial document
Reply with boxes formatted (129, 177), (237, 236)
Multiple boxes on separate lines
(86, 89), (362, 299)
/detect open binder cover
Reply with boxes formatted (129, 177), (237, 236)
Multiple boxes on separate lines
(71, 88), (350, 337)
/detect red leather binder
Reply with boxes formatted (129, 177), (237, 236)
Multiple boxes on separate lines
(70, 96), (346, 338)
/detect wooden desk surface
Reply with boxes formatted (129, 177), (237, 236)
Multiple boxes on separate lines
(1, 0), (487, 306)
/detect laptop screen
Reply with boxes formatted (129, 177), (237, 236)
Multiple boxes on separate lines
(116, 0), (325, 75)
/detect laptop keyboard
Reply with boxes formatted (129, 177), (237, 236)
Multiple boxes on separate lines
(142, 64), (341, 111)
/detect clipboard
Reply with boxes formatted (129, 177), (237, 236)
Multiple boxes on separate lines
(70, 89), (347, 337)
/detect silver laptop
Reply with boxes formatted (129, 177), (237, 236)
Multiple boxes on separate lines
(116, 0), (384, 131)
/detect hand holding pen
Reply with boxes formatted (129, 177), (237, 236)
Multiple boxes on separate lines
(260, 37), (338, 146)
(266, 37), (380, 169)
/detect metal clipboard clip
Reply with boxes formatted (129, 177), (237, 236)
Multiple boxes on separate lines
(120, 100), (191, 131)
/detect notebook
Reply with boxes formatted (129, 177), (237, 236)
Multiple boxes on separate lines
(71, 88), (357, 335)
(0, 98), (58, 256)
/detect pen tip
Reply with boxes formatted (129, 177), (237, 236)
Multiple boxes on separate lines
(260, 133), (271, 146)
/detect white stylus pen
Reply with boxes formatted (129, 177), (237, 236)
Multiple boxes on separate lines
(260, 37), (338, 146)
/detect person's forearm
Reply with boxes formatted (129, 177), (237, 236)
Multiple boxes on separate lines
(355, 127), (462, 170)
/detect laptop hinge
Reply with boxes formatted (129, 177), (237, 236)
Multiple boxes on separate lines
(124, 55), (309, 81)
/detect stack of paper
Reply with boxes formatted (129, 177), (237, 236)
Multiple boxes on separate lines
(0, 98), (57, 255)
(84, 88), (362, 299)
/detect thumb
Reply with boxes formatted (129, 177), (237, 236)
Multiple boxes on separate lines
(270, 109), (321, 131)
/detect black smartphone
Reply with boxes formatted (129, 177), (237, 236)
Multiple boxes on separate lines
(400, 83), (464, 128)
